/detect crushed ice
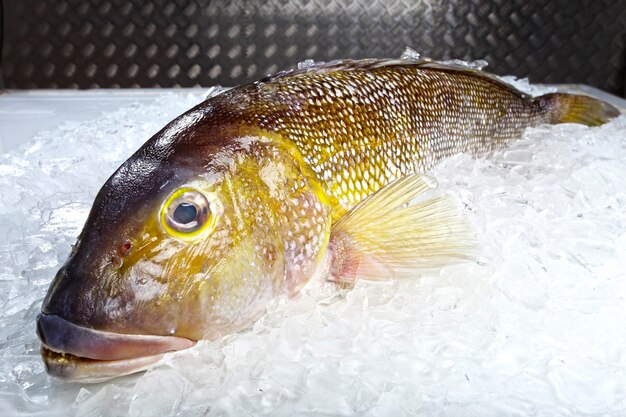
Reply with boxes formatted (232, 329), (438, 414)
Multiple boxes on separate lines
(297, 59), (317, 70)
(1, 76), (625, 416)
(400, 47), (423, 61)
(400, 47), (489, 71)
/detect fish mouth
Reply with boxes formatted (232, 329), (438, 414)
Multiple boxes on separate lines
(37, 313), (196, 383)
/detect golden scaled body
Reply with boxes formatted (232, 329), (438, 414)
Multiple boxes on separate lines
(234, 60), (553, 215)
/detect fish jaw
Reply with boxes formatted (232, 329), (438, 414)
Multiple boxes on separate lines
(40, 346), (167, 383)
(37, 313), (195, 382)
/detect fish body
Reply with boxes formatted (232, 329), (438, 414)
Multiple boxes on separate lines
(37, 56), (619, 381)
(229, 58), (616, 215)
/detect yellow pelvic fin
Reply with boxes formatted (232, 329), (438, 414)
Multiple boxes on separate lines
(327, 174), (476, 283)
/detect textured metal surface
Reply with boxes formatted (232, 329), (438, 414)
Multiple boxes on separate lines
(2, 0), (626, 96)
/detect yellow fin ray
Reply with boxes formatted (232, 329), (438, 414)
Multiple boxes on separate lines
(328, 174), (475, 283)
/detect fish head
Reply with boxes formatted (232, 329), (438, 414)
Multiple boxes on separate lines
(38, 103), (330, 382)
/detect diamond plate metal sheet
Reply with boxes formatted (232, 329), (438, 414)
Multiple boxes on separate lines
(2, 0), (626, 96)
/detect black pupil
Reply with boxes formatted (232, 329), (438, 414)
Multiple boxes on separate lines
(173, 202), (198, 225)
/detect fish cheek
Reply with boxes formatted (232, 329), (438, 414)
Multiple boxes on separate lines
(172, 232), (286, 341)
(112, 235), (192, 333)
(149, 184), (285, 341)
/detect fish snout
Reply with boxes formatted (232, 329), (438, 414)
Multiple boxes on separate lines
(36, 313), (195, 361)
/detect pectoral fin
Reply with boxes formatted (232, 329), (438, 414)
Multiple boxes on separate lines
(327, 174), (475, 284)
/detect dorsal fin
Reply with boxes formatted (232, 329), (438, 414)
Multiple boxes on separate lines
(416, 61), (532, 100)
(259, 50), (530, 100)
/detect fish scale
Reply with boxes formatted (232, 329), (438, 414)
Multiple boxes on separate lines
(239, 60), (551, 214)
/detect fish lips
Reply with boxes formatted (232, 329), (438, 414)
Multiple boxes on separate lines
(37, 313), (196, 383)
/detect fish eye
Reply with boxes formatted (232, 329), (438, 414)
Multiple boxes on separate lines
(161, 188), (212, 238)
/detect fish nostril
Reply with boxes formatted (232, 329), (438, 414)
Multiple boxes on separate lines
(120, 240), (133, 257)
(111, 254), (123, 269)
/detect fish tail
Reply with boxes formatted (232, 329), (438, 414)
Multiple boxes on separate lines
(537, 93), (620, 126)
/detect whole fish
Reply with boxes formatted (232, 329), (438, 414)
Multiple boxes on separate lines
(37, 55), (619, 382)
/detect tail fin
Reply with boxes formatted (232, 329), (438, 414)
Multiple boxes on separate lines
(539, 93), (620, 126)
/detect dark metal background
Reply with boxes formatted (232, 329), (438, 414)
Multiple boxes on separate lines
(2, 0), (626, 96)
